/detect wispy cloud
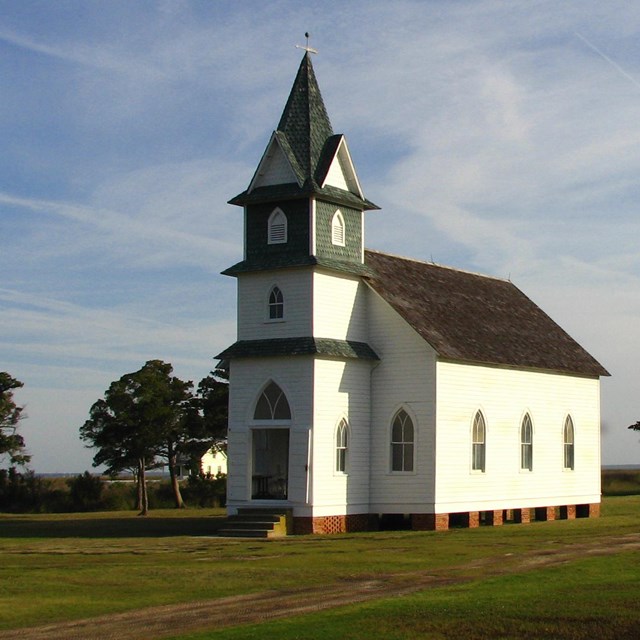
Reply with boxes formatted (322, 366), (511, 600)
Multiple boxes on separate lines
(575, 31), (640, 91)
(3, 1), (640, 469)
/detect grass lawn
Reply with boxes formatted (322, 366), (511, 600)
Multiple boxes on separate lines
(170, 552), (640, 640)
(1, 498), (639, 638)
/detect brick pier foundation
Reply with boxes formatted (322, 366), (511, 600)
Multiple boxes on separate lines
(291, 502), (600, 534)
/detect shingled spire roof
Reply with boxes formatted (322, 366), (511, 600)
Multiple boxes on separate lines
(229, 54), (377, 210)
(277, 52), (334, 186)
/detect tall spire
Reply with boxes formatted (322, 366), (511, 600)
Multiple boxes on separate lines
(229, 52), (378, 212)
(276, 53), (333, 186)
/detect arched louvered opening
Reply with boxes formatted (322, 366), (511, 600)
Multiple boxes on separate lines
(268, 208), (287, 244)
(331, 209), (345, 246)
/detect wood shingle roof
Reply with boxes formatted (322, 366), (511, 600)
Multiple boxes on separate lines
(364, 249), (609, 377)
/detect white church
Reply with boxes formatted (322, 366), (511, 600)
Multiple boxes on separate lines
(217, 53), (609, 534)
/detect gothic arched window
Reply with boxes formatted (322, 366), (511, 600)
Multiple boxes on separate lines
(472, 411), (486, 472)
(521, 413), (533, 471)
(336, 419), (348, 473)
(563, 415), (575, 470)
(254, 382), (291, 420)
(391, 409), (414, 472)
(268, 286), (284, 320)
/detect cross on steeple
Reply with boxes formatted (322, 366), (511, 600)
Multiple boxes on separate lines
(296, 32), (318, 55)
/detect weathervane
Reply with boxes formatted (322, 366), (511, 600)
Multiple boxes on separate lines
(296, 32), (318, 55)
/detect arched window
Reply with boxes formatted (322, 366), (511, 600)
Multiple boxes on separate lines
(268, 286), (284, 320)
(254, 382), (291, 420)
(564, 415), (575, 470)
(268, 208), (287, 244)
(336, 419), (348, 473)
(331, 209), (345, 246)
(472, 411), (486, 472)
(521, 413), (533, 471)
(391, 409), (414, 472)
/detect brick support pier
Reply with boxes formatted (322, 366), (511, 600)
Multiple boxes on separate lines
(514, 508), (531, 524)
(535, 506), (556, 521)
(412, 513), (449, 531)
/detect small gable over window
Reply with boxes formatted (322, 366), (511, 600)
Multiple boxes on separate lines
(268, 286), (284, 320)
(254, 382), (291, 420)
(331, 210), (345, 246)
(268, 208), (287, 244)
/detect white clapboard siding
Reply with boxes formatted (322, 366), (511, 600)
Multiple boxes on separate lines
(366, 286), (438, 512)
(237, 270), (312, 340)
(225, 357), (314, 511)
(434, 361), (601, 512)
(310, 358), (371, 515)
(312, 270), (368, 341)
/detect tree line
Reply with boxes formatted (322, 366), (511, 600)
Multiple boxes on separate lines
(1, 361), (228, 515)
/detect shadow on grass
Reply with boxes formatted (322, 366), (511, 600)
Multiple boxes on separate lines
(0, 515), (227, 538)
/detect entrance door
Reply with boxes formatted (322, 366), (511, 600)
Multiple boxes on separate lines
(252, 429), (289, 500)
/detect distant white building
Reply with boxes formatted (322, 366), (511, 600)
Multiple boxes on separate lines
(200, 446), (228, 477)
(217, 54), (609, 534)
(173, 445), (227, 479)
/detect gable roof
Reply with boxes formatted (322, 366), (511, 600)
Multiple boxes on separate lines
(364, 249), (609, 377)
(229, 53), (378, 211)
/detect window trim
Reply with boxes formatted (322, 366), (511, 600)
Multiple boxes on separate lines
(390, 408), (415, 473)
(267, 207), (287, 245)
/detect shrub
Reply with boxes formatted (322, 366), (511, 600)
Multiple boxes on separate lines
(183, 473), (226, 508)
(67, 472), (104, 511)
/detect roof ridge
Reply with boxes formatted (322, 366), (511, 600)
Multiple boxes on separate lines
(364, 248), (510, 283)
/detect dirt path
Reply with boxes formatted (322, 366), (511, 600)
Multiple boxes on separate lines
(3, 532), (640, 640)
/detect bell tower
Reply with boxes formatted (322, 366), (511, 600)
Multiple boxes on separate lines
(219, 52), (379, 532)
(224, 52), (378, 278)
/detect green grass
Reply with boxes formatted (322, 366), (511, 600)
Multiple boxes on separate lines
(171, 552), (640, 640)
(1, 498), (639, 637)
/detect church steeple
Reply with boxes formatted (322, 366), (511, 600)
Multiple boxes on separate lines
(225, 53), (378, 277)
(229, 53), (377, 210)
(276, 53), (334, 187)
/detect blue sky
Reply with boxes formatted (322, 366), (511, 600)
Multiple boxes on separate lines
(2, 0), (640, 472)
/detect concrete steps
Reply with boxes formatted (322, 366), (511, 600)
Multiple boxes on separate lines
(218, 508), (291, 538)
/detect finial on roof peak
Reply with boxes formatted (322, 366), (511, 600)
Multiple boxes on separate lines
(296, 31), (318, 55)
